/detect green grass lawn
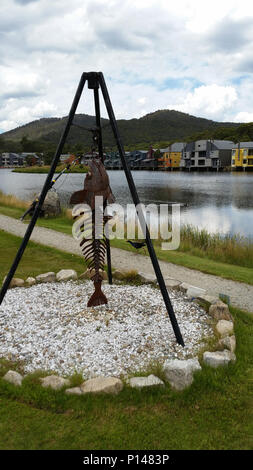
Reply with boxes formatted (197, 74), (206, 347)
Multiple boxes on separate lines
(0, 231), (252, 449)
(0, 229), (86, 283)
(0, 204), (253, 285)
(12, 164), (88, 174)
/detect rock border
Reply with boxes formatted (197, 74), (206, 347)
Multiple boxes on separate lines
(1, 268), (237, 393)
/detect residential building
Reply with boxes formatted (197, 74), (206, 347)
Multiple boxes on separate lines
(104, 151), (123, 169)
(158, 143), (185, 170)
(180, 140), (234, 171)
(60, 153), (72, 162)
(21, 152), (43, 166)
(0, 153), (24, 167)
(231, 142), (253, 170)
(138, 147), (158, 170)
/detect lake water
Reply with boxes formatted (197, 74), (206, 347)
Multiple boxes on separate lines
(0, 169), (253, 238)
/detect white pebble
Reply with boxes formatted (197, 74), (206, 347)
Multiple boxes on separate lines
(0, 281), (213, 378)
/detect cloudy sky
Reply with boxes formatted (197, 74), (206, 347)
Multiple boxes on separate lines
(1, 0), (253, 133)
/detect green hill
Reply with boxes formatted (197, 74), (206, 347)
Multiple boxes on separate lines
(0, 109), (244, 152)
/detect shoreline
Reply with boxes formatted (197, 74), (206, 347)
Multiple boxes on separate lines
(11, 165), (88, 174)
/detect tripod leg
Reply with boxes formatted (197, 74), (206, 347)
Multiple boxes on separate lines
(98, 72), (184, 347)
(106, 239), (113, 285)
(93, 83), (113, 284)
(0, 73), (87, 306)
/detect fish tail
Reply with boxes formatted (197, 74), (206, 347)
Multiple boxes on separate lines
(87, 280), (108, 307)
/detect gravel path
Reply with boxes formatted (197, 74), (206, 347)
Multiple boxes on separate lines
(0, 213), (252, 312)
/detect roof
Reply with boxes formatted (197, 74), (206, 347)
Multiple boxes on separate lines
(163, 142), (186, 152)
(233, 141), (253, 148)
(194, 139), (234, 149)
(211, 140), (234, 149)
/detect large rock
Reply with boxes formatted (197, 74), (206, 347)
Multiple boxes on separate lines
(215, 320), (234, 337)
(65, 387), (83, 395)
(128, 374), (164, 388)
(186, 286), (206, 299)
(56, 269), (78, 282)
(35, 190), (61, 217)
(36, 272), (56, 283)
(179, 282), (197, 293)
(40, 375), (70, 390)
(25, 277), (36, 287)
(80, 377), (123, 395)
(3, 370), (23, 386)
(203, 350), (236, 368)
(195, 294), (219, 309)
(218, 335), (236, 353)
(209, 301), (233, 321)
(178, 282), (207, 299)
(164, 278), (181, 289)
(163, 358), (201, 391)
(112, 270), (127, 280)
(3, 277), (24, 288)
(138, 272), (157, 284)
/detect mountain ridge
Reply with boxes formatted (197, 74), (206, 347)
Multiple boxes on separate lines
(1, 109), (241, 149)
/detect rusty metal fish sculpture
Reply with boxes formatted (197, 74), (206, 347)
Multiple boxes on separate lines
(70, 159), (115, 307)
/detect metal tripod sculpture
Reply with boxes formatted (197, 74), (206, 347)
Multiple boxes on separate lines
(0, 72), (184, 347)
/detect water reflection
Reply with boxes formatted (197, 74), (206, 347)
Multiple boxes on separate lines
(0, 169), (253, 237)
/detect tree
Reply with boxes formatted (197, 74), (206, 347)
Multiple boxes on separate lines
(20, 135), (35, 152)
(0, 136), (4, 151)
(43, 150), (54, 165)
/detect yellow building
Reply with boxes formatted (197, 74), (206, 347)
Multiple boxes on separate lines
(158, 143), (185, 170)
(232, 142), (253, 170)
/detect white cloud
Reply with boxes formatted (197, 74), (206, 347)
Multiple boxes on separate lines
(168, 85), (238, 120)
(0, 99), (57, 131)
(0, 66), (46, 99)
(138, 97), (147, 105)
(1, 0), (253, 131)
(233, 112), (253, 123)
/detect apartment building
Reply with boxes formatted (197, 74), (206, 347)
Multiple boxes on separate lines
(180, 140), (234, 170)
(158, 143), (185, 170)
(231, 142), (253, 170)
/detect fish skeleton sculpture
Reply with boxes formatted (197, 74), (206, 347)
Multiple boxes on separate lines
(70, 159), (115, 307)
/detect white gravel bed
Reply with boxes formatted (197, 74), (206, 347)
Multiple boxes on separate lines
(0, 281), (214, 378)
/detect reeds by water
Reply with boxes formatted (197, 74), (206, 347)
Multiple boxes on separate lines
(0, 190), (29, 210)
(177, 224), (253, 268)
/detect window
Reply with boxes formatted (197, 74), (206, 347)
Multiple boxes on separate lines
(248, 149), (253, 156)
(243, 159), (248, 164)
(232, 159), (235, 165)
(199, 151), (206, 158)
(191, 160), (195, 166)
(232, 149), (236, 156)
(198, 159), (205, 165)
(248, 158), (253, 165)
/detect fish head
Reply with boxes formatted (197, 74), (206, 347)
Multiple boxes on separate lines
(70, 159), (115, 208)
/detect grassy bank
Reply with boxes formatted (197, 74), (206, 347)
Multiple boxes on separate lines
(0, 230), (86, 284)
(0, 191), (253, 284)
(12, 164), (88, 174)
